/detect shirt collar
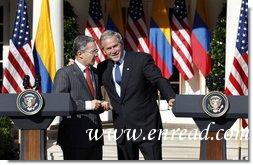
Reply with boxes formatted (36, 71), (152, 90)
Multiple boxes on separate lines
(75, 59), (87, 71)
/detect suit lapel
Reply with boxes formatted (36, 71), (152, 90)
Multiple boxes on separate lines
(121, 52), (133, 100)
(73, 63), (93, 98)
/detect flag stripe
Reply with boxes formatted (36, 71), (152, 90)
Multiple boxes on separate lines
(106, 0), (124, 35)
(228, 73), (244, 95)
(33, 0), (56, 93)
(172, 45), (194, 77)
(171, 17), (191, 48)
(172, 46), (194, 79)
(2, 0), (36, 94)
(126, 0), (149, 54)
(191, 33), (211, 75)
(126, 20), (143, 50)
(192, 14), (210, 51)
(149, 19), (173, 78)
(149, 43), (171, 77)
(171, 31), (192, 62)
(233, 54), (248, 88)
(22, 44), (37, 78)
(127, 17), (149, 52)
(191, 0), (211, 77)
(3, 69), (21, 93)
(149, 0), (173, 78)
(9, 41), (35, 82)
(225, 0), (248, 128)
(149, 25), (173, 69)
(85, 0), (106, 67)
(126, 29), (137, 50)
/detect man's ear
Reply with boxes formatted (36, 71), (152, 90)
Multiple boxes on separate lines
(77, 51), (82, 58)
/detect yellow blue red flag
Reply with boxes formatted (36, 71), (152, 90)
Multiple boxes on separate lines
(33, 0), (56, 93)
(191, 0), (211, 77)
(149, 0), (173, 78)
(106, 0), (124, 35)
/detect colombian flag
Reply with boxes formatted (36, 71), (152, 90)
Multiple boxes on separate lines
(149, 0), (173, 78)
(33, 0), (56, 93)
(191, 0), (211, 77)
(106, 0), (124, 35)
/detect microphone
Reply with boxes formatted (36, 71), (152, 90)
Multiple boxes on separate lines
(33, 75), (41, 90)
(23, 75), (30, 89)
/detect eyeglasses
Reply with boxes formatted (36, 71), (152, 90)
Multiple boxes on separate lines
(82, 49), (99, 56)
(86, 49), (98, 54)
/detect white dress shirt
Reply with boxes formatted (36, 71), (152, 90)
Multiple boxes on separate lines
(75, 59), (94, 110)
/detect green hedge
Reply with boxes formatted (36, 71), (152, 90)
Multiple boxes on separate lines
(63, 0), (80, 65)
(0, 117), (18, 159)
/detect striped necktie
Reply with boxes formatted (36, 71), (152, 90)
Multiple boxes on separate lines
(84, 67), (95, 97)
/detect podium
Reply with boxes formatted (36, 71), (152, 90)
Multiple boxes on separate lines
(0, 93), (73, 160)
(173, 94), (248, 160)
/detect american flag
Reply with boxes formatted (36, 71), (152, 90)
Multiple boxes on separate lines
(171, 0), (194, 80)
(85, 0), (106, 65)
(225, 0), (248, 127)
(2, 0), (36, 93)
(125, 0), (149, 53)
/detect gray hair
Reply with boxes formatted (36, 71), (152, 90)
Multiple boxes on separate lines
(100, 30), (123, 48)
(73, 35), (95, 56)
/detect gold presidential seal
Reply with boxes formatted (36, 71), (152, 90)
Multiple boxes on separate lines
(16, 89), (44, 115)
(202, 91), (229, 117)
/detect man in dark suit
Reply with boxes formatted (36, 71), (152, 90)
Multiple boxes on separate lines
(97, 30), (175, 160)
(53, 35), (110, 160)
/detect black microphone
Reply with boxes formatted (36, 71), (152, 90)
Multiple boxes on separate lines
(33, 75), (41, 90)
(23, 75), (30, 89)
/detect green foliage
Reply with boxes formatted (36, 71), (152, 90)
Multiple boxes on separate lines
(0, 117), (18, 159)
(63, 0), (80, 65)
(206, 3), (226, 92)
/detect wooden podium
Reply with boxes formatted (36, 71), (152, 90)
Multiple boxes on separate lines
(173, 94), (248, 160)
(0, 93), (73, 160)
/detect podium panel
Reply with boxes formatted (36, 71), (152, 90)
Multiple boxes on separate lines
(172, 94), (248, 160)
(0, 93), (73, 160)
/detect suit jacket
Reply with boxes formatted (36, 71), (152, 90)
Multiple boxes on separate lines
(53, 63), (103, 148)
(97, 52), (175, 143)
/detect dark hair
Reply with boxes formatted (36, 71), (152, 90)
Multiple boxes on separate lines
(72, 35), (95, 58)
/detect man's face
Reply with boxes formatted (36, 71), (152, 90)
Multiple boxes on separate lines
(101, 36), (123, 62)
(78, 42), (98, 66)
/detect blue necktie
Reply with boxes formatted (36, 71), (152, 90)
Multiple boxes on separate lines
(115, 62), (122, 85)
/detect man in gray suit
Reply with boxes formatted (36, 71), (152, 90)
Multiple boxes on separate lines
(53, 35), (110, 160)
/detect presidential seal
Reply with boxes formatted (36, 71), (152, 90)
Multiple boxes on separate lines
(202, 91), (229, 117)
(16, 89), (44, 115)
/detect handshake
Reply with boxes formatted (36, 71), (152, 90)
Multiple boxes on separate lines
(91, 100), (112, 111)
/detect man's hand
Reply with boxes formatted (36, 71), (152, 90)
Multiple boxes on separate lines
(101, 101), (113, 111)
(68, 59), (75, 66)
(91, 100), (102, 110)
(167, 98), (175, 110)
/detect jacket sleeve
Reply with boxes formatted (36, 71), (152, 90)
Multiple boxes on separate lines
(142, 54), (175, 100)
